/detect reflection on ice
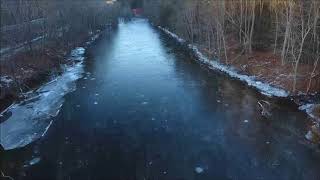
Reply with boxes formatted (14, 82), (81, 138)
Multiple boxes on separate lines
(0, 47), (85, 150)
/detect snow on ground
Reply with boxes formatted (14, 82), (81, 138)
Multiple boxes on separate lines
(0, 47), (85, 150)
(86, 30), (101, 45)
(159, 27), (289, 98)
(159, 27), (186, 44)
(299, 104), (320, 122)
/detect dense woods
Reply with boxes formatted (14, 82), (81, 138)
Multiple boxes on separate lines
(143, 0), (320, 94)
(1, 0), (122, 53)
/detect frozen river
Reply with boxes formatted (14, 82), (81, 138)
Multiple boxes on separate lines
(1, 19), (320, 180)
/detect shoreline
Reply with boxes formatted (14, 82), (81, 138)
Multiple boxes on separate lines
(0, 22), (319, 146)
(158, 26), (320, 126)
(0, 29), (103, 150)
(0, 30), (105, 114)
(0, 30), (103, 114)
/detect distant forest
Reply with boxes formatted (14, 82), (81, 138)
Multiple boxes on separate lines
(0, 0), (128, 52)
(143, 0), (320, 94)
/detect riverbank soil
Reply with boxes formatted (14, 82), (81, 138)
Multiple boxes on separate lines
(202, 38), (320, 96)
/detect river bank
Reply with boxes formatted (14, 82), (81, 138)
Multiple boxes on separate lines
(158, 26), (320, 143)
(0, 28), (111, 113)
(1, 0), (123, 114)
(0, 29), (107, 149)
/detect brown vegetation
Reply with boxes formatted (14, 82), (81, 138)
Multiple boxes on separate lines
(314, 105), (320, 118)
(0, 50), (62, 111)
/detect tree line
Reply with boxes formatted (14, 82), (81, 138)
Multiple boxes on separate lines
(143, 0), (320, 93)
(1, 0), (123, 54)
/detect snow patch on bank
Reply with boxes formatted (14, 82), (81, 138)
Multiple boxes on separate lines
(159, 27), (289, 98)
(0, 47), (85, 150)
(86, 31), (101, 45)
(299, 104), (320, 122)
(160, 27), (186, 44)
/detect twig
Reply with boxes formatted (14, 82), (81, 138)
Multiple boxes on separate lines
(1, 171), (14, 180)
(258, 100), (272, 117)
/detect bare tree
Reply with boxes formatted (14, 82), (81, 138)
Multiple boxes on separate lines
(290, 1), (315, 92)
(281, 0), (294, 65)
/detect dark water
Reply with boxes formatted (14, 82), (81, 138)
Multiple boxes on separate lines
(1, 19), (320, 180)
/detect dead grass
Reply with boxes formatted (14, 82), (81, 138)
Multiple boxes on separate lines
(213, 36), (320, 95)
(0, 48), (68, 112)
(0, 31), (94, 112)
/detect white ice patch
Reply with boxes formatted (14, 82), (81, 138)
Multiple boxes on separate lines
(299, 104), (320, 122)
(159, 27), (289, 98)
(86, 32), (101, 45)
(159, 27), (186, 44)
(195, 167), (204, 174)
(29, 157), (41, 166)
(0, 47), (85, 150)
(305, 131), (314, 141)
(141, 101), (149, 105)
